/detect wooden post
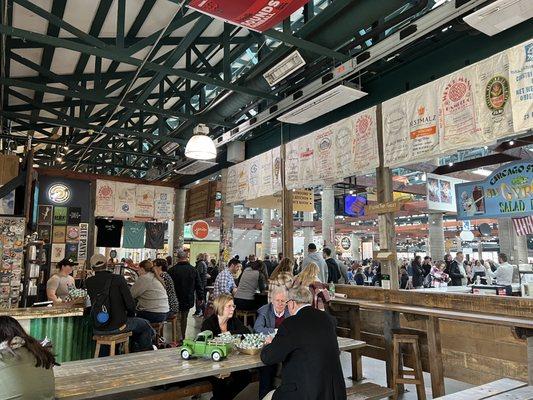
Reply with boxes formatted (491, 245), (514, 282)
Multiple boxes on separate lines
(218, 169), (234, 267)
(375, 104), (399, 290)
(426, 316), (445, 397)
(349, 306), (363, 381)
(280, 143), (293, 258)
(23, 150), (34, 224)
(383, 310), (401, 390)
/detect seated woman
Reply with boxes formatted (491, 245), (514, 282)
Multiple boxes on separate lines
(267, 258), (294, 303)
(130, 260), (169, 323)
(293, 262), (330, 311)
(234, 260), (266, 311)
(201, 294), (251, 400)
(153, 258), (179, 317)
(0, 316), (56, 400)
(254, 287), (290, 399)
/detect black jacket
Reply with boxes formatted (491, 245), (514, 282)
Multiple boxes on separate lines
(260, 306), (346, 400)
(195, 260), (208, 288)
(449, 260), (464, 286)
(168, 261), (202, 311)
(326, 258), (340, 284)
(201, 314), (250, 336)
(85, 271), (135, 331)
(264, 260), (275, 277)
(411, 261), (425, 288)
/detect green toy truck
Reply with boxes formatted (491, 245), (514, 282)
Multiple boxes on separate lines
(179, 330), (232, 362)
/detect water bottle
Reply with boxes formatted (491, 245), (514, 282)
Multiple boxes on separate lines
(329, 282), (336, 297)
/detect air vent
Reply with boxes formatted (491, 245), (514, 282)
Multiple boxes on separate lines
(176, 160), (217, 175)
(263, 50), (306, 86)
(463, 0), (532, 36)
(162, 142), (179, 155)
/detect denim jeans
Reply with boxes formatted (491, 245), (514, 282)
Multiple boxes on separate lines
(137, 310), (168, 323)
(94, 317), (154, 355)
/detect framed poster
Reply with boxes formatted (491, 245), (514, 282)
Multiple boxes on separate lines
(50, 244), (65, 263)
(37, 225), (51, 244)
(53, 206), (67, 225)
(66, 225), (80, 242)
(65, 243), (78, 262)
(67, 207), (82, 225)
(52, 226), (66, 243)
(38, 205), (53, 225)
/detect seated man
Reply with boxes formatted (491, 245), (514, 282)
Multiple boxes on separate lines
(85, 254), (154, 354)
(254, 287), (291, 399)
(260, 286), (346, 400)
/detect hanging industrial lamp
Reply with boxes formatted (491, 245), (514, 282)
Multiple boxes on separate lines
(184, 124), (217, 160)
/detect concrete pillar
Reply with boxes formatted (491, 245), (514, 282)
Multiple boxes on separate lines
(172, 188), (187, 260)
(321, 186), (335, 249)
(219, 169), (234, 268)
(498, 218), (528, 264)
(303, 211), (314, 256)
(428, 213), (445, 260)
(261, 208), (272, 259)
(351, 234), (361, 260)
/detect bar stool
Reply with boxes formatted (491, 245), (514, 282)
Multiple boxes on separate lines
(392, 333), (426, 400)
(236, 310), (256, 327)
(93, 332), (132, 358)
(166, 314), (178, 344)
(151, 322), (165, 348)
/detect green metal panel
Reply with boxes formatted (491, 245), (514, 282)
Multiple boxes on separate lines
(30, 315), (94, 363)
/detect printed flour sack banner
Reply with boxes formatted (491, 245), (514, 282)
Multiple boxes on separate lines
(114, 182), (136, 219)
(247, 155), (261, 200)
(95, 180), (115, 217)
(508, 39), (533, 133)
(225, 165), (238, 204)
(475, 51), (514, 140)
(154, 187), (175, 220)
(352, 106), (379, 175)
(135, 185), (155, 218)
(188, 0), (311, 32)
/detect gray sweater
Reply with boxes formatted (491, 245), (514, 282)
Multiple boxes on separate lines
(130, 272), (169, 313)
(301, 252), (328, 283)
(235, 269), (266, 300)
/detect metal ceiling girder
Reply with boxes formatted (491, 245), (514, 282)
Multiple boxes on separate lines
(0, 25), (276, 100)
(215, 0), (490, 148)
(264, 28), (350, 62)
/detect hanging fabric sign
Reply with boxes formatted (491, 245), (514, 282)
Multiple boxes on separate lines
(247, 155), (261, 200)
(135, 185), (155, 218)
(188, 0), (311, 33)
(95, 180), (115, 217)
(77, 223), (88, 261)
(114, 182), (136, 219)
(352, 106), (379, 175)
(508, 38), (533, 133)
(154, 187), (175, 220)
(257, 150), (273, 198)
(271, 146), (282, 194)
(225, 166), (239, 204)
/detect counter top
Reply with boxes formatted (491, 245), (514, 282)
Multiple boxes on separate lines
(0, 306), (84, 320)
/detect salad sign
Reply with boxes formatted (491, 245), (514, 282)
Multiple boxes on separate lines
(456, 161), (533, 220)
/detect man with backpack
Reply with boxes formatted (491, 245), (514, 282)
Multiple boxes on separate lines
(323, 247), (341, 284)
(85, 254), (154, 354)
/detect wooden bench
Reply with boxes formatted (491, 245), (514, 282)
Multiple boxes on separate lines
(346, 382), (394, 399)
(434, 378), (529, 399)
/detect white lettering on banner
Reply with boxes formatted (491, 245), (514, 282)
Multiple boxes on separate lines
(508, 39), (533, 133)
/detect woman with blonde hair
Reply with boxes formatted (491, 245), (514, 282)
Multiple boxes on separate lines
(294, 262), (321, 287)
(293, 262), (330, 311)
(268, 257), (294, 302)
(130, 260), (169, 323)
(201, 294), (251, 399)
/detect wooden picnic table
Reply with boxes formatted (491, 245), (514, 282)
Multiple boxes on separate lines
(332, 297), (533, 398)
(54, 337), (365, 399)
(435, 378), (532, 399)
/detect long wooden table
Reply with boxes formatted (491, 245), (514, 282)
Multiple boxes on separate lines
(55, 337), (365, 399)
(332, 297), (533, 398)
(435, 378), (532, 399)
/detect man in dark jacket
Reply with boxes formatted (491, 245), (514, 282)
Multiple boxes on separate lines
(260, 286), (346, 400)
(323, 247), (340, 284)
(193, 253), (208, 317)
(449, 251), (466, 286)
(168, 249), (202, 340)
(264, 255), (275, 277)
(85, 254), (154, 354)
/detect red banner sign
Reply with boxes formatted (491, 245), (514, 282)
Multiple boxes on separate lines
(188, 0), (311, 32)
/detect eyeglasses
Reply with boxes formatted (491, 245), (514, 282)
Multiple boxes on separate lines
(285, 299), (295, 305)
(225, 304), (236, 309)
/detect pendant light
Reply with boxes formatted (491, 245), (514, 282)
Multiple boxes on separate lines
(184, 124), (217, 160)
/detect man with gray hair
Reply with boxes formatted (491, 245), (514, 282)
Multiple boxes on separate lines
(260, 286), (345, 400)
(168, 249), (202, 340)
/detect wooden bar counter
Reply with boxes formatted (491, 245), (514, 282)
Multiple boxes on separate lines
(330, 285), (533, 398)
(0, 306), (84, 320)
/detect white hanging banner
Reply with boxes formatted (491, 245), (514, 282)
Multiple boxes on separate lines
(285, 139), (301, 190)
(333, 116), (355, 180)
(247, 154), (261, 200)
(383, 95), (410, 167)
(236, 160), (249, 201)
(438, 66), (481, 152)
(315, 125), (336, 183)
(475, 52), (514, 140)
(225, 165), (239, 204)
(352, 106), (379, 175)
(257, 150), (273, 198)
(154, 187), (175, 220)
(135, 185), (155, 218)
(297, 134), (316, 188)
(114, 182), (136, 219)
(95, 180), (115, 217)
(271, 146), (282, 194)
(508, 39), (533, 133)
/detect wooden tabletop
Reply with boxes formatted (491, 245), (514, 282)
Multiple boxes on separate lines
(435, 378), (531, 399)
(1, 306), (84, 320)
(332, 298), (533, 329)
(55, 337), (365, 399)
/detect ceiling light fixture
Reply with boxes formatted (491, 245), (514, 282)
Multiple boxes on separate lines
(509, 140), (515, 146)
(185, 124), (217, 160)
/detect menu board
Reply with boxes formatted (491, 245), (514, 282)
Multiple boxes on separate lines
(95, 180), (115, 216)
(508, 39), (533, 133)
(135, 185), (155, 218)
(114, 182), (136, 219)
(0, 217), (25, 309)
(154, 187), (175, 220)
(476, 52), (514, 140)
